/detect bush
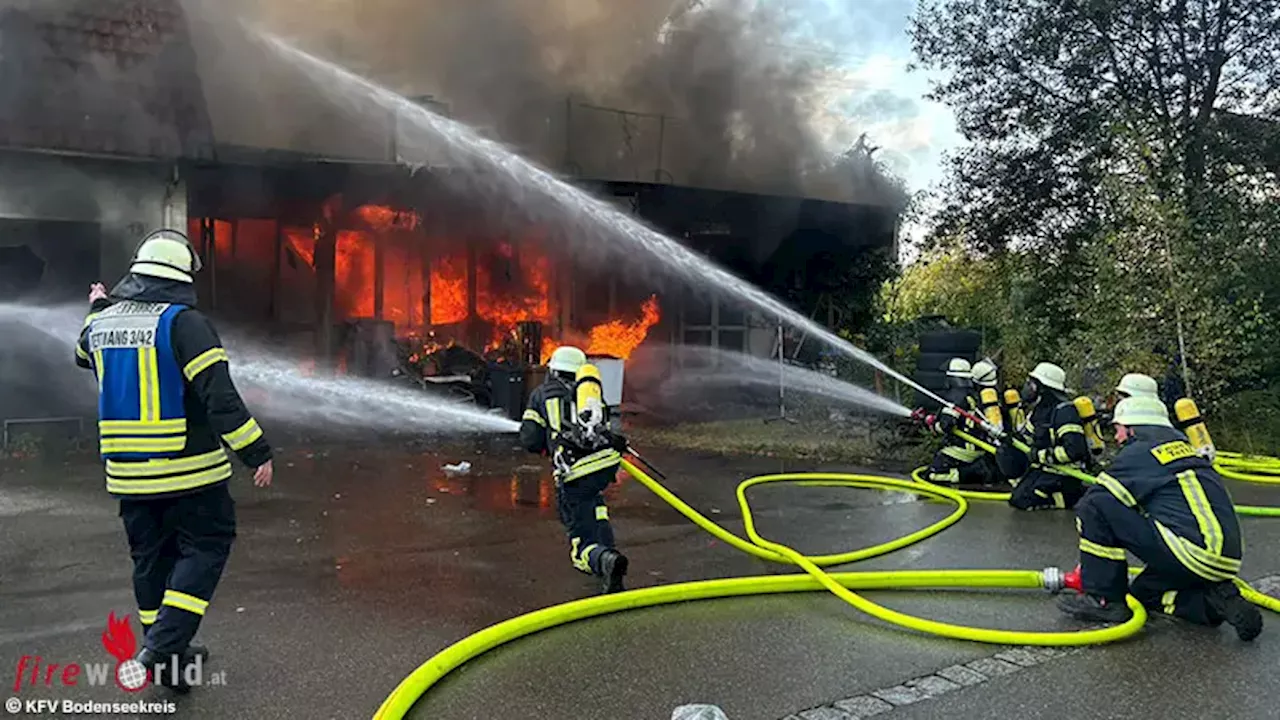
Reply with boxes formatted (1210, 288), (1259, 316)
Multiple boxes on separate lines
(1212, 385), (1280, 455)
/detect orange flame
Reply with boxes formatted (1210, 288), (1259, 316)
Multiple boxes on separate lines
(101, 612), (137, 662)
(586, 295), (661, 359)
(541, 295), (662, 363)
(222, 200), (664, 365)
(431, 252), (468, 325)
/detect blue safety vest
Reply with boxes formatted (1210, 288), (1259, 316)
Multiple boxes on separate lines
(86, 301), (190, 461)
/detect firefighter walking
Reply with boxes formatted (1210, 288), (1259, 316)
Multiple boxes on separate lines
(1057, 396), (1262, 641)
(76, 229), (274, 691)
(520, 346), (629, 593)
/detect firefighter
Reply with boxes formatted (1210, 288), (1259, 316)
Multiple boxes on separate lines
(1056, 396), (1261, 641)
(970, 359), (1004, 432)
(921, 358), (1000, 489)
(1004, 362), (1090, 510)
(520, 346), (629, 593)
(76, 229), (274, 691)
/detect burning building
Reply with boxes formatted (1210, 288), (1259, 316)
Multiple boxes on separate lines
(0, 0), (905, 424)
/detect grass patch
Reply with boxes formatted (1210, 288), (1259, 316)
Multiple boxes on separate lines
(629, 417), (934, 467)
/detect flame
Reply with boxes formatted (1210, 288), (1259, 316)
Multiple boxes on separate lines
(585, 295), (661, 359)
(199, 199), (664, 367)
(541, 295), (662, 363)
(101, 612), (137, 662)
(354, 204), (418, 232)
(430, 252), (467, 325)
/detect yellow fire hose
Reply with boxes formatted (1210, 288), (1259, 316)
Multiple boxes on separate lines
(1215, 451), (1280, 485)
(941, 430), (1280, 518)
(371, 461), (1151, 720)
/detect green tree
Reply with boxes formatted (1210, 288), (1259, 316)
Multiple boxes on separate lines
(903, 0), (1280, 405)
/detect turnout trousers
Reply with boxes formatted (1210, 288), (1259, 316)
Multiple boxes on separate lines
(1075, 489), (1237, 625)
(118, 482), (236, 654)
(927, 451), (1001, 489)
(556, 467), (616, 576)
(1009, 468), (1085, 511)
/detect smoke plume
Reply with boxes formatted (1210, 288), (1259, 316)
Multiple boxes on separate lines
(192, 0), (905, 204)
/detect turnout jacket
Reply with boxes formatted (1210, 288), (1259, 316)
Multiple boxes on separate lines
(75, 274), (272, 500)
(1022, 392), (1089, 469)
(936, 383), (983, 463)
(1090, 426), (1242, 581)
(520, 375), (621, 483)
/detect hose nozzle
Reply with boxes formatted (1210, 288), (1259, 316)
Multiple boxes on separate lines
(1042, 567), (1065, 593)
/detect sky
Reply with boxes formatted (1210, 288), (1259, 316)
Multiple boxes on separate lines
(725, 0), (967, 253)
(793, 0), (963, 193)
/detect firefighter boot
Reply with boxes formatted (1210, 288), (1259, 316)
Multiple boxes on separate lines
(186, 642), (210, 662)
(599, 549), (628, 594)
(1205, 582), (1262, 641)
(137, 644), (206, 694)
(1056, 593), (1132, 623)
(137, 648), (190, 694)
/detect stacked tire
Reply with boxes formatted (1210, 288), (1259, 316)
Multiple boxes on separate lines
(913, 328), (981, 411)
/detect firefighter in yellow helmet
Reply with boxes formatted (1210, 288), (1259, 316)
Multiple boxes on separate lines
(1003, 362), (1090, 510)
(519, 346), (629, 593)
(76, 229), (274, 691)
(1056, 396), (1261, 640)
(921, 359), (1002, 489)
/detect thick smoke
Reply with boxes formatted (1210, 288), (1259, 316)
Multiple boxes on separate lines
(0, 0), (212, 159)
(193, 0), (905, 204)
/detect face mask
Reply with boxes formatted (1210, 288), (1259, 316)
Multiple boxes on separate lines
(1022, 379), (1039, 405)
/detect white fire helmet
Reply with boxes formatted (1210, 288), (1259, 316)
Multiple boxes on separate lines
(129, 229), (201, 284)
(1115, 373), (1159, 399)
(1112, 396), (1173, 428)
(1029, 362), (1067, 392)
(548, 346), (586, 374)
(946, 358), (972, 378)
(971, 359), (998, 386)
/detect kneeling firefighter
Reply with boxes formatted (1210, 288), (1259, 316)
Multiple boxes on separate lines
(1116, 372), (1216, 461)
(920, 359), (1002, 489)
(1003, 362), (1090, 510)
(75, 230), (274, 692)
(970, 359), (1004, 434)
(1056, 396), (1261, 640)
(520, 346), (629, 593)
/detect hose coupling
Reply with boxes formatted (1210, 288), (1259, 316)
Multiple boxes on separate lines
(1042, 567), (1065, 593)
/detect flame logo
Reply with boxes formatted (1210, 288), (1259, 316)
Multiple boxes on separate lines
(101, 612), (137, 662)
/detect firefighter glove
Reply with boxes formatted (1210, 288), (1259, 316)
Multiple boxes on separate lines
(610, 433), (629, 453)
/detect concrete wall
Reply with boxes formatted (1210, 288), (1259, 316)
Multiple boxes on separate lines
(0, 151), (184, 426)
(0, 151), (182, 286)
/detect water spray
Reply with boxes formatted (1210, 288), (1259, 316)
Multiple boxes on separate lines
(660, 345), (913, 418)
(249, 29), (995, 436)
(0, 302), (519, 437)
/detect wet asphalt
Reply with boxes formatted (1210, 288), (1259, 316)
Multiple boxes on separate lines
(1, 435), (1278, 720)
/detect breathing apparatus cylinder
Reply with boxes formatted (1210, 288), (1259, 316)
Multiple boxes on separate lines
(1073, 396), (1105, 456)
(1174, 398), (1216, 461)
(979, 387), (1004, 431)
(1004, 389), (1026, 431)
(573, 364), (607, 438)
